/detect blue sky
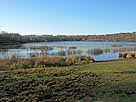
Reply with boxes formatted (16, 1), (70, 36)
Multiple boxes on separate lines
(0, 0), (136, 35)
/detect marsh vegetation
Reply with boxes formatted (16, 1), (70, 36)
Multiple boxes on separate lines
(0, 41), (136, 61)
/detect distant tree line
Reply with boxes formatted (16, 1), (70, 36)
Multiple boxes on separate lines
(0, 31), (136, 45)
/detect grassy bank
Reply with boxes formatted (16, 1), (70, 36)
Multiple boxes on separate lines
(0, 56), (94, 70)
(0, 59), (136, 102)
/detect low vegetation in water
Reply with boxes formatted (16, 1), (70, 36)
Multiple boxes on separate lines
(0, 59), (136, 102)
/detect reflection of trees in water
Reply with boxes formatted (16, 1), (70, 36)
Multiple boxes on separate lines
(21, 45), (54, 51)
(112, 47), (136, 53)
(0, 49), (8, 52)
(87, 48), (111, 56)
(87, 48), (103, 55)
(0, 44), (22, 49)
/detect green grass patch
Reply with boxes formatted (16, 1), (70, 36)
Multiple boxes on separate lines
(0, 59), (136, 102)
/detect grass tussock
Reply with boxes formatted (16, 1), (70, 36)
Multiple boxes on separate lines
(0, 55), (94, 69)
(119, 52), (136, 59)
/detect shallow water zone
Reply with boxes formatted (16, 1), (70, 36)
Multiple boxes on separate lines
(0, 41), (136, 61)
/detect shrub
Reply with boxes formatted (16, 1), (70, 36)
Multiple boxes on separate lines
(126, 53), (135, 59)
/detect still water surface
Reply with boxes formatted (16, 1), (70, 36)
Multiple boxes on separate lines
(0, 41), (136, 61)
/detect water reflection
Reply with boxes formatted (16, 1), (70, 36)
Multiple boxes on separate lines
(0, 41), (136, 61)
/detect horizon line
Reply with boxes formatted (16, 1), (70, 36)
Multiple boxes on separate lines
(1, 31), (136, 36)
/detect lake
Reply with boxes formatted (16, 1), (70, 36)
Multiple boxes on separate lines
(0, 41), (136, 61)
